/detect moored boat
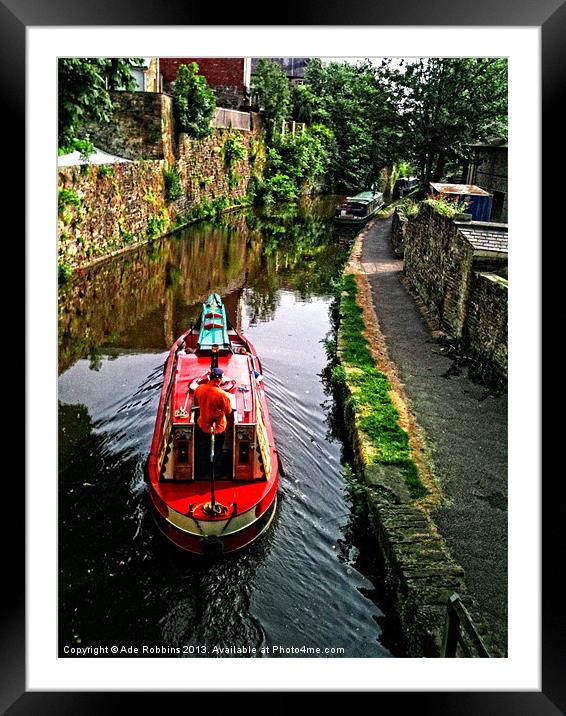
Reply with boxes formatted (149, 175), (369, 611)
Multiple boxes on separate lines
(334, 189), (384, 224)
(146, 293), (279, 556)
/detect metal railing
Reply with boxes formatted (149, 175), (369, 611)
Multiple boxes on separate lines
(441, 593), (491, 657)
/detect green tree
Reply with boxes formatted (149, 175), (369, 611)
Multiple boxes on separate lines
(171, 62), (216, 139)
(58, 58), (141, 151)
(269, 123), (334, 192)
(301, 59), (399, 192)
(381, 58), (508, 185)
(251, 59), (291, 143)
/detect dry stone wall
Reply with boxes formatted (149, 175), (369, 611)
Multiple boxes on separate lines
(404, 203), (475, 338)
(464, 272), (508, 387)
(402, 203), (508, 389)
(58, 128), (265, 271)
(84, 92), (175, 163)
(391, 207), (408, 258)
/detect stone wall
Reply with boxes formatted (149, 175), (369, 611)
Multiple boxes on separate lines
(175, 128), (264, 212)
(391, 207), (408, 257)
(84, 92), (175, 163)
(464, 273), (508, 387)
(402, 203), (508, 389)
(58, 128), (266, 271)
(58, 160), (173, 269)
(404, 203), (475, 338)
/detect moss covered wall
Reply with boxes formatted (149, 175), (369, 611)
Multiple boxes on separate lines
(58, 128), (266, 272)
(464, 272), (508, 388)
(401, 204), (508, 389)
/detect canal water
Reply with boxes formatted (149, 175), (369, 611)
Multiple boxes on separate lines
(58, 196), (395, 658)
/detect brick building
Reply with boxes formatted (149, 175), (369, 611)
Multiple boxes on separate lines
(158, 58), (252, 110)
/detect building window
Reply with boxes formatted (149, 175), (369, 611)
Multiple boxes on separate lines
(131, 67), (146, 92)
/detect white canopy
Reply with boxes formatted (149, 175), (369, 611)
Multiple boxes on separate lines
(58, 147), (132, 167)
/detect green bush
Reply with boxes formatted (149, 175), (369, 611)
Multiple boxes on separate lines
(58, 136), (95, 161)
(222, 134), (247, 167)
(58, 261), (74, 283)
(401, 199), (420, 217)
(146, 212), (168, 239)
(163, 164), (183, 203)
(263, 174), (298, 202)
(171, 63), (216, 139)
(58, 187), (81, 213)
(423, 195), (469, 217)
(97, 164), (115, 178)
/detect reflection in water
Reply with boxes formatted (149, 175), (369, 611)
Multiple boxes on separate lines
(58, 196), (394, 658)
(58, 198), (352, 371)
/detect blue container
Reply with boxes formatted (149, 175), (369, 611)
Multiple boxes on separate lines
(430, 183), (493, 222)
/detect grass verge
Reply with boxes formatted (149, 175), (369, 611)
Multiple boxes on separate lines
(335, 273), (427, 500)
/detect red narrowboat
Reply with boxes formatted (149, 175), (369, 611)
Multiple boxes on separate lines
(146, 293), (279, 556)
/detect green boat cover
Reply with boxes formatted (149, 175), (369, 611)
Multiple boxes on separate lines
(197, 293), (231, 350)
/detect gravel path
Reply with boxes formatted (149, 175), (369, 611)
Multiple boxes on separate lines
(361, 215), (508, 653)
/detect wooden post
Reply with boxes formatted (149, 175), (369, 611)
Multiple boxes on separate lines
(441, 596), (460, 657)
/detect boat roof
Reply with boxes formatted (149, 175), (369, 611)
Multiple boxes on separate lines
(345, 191), (383, 203)
(430, 182), (491, 196)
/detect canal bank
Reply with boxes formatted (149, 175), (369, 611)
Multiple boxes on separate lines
(332, 214), (506, 657)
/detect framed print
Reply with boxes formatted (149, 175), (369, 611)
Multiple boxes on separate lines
(8, 0), (559, 710)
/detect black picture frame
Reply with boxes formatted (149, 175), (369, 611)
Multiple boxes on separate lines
(9, 1), (557, 712)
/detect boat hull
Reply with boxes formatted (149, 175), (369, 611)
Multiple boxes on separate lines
(151, 492), (278, 556)
(333, 212), (376, 225)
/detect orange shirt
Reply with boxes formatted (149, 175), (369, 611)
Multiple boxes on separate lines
(194, 381), (232, 434)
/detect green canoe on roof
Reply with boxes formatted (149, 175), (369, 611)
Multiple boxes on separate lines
(197, 293), (231, 350)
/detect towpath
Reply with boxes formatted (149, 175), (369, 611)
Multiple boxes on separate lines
(360, 215), (508, 653)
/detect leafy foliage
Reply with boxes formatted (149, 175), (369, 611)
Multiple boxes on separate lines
(291, 57), (507, 193)
(423, 194), (470, 217)
(262, 174), (298, 202)
(58, 261), (74, 283)
(380, 58), (508, 185)
(97, 164), (115, 178)
(259, 124), (334, 203)
(222, 133), (248, 188)
(400, 199), (420, 217)
(222, 133), (248, 166)
(162, 164), (183, 203)
(251, 59), (292, 142)
(58, 187), (82, 213)
(171, 63), (216, 139)
(297, 59), (400, 192)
